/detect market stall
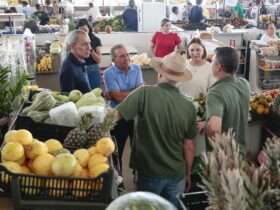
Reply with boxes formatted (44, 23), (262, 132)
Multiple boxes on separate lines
(0, 0), (280, 210)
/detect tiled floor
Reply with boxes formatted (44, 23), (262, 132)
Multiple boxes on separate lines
(122, 139), (135, 192)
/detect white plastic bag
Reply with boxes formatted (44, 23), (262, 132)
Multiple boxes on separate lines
(49, 102), (79, 127)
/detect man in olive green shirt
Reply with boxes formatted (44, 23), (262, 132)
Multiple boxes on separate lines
(205, 47), (250, 146)
(116, 51), (196, 207)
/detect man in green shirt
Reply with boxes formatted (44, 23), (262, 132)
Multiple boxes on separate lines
(206, 47), (250, 146)
(116, 51), (196, 207)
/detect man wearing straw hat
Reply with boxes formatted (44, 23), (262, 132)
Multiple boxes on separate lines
(116, 50), (197, 207)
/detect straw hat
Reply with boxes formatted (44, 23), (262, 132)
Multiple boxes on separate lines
(150, 51), (192, 82)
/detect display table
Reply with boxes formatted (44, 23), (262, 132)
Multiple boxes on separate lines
(0, 13), (25, 34)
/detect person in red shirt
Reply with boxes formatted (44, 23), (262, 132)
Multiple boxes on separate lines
(151, 18), (181, 58)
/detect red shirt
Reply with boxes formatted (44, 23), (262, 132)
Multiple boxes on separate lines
(152, 31), (181, 58)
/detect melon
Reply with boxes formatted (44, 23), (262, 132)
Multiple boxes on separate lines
(32, 153), (54, 176)
(80, 168), (89, 178)
(1, 161), (22, 173)
(4, 130), (18, 143)
(14, 129), (33, 145)
(96, 137), (115, 156)
(1, 142), (24, 161)
(89, 163), (109, 178)
(88, 146), (98, 156)
(72, 163), (83, 177)
(51, 153), (77, 176)
(27, 160), (34, 172)
(106, 192), (177, 210)
(73, 149), (90, 168)
(45, 139), (63, 153)
(21, 165), (31, 174)
(26, 140), (48, 159)
(50, 148), (70, 156)
(88, 153), (107, 170)
(14, 155), (26, 165)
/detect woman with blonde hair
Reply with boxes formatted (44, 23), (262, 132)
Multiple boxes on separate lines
(260, 22), (279, 43)
(177, 38), (216, 163)
(177, 37), (215, 98)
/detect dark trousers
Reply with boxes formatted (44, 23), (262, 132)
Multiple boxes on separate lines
(110, 119), (134, 174)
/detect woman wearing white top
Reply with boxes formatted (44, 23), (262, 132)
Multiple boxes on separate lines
(177, 38), (215, 98)
(177, 38), (216, 159)
(260, 23), (279, 43)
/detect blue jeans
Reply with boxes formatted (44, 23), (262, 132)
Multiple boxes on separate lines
(86, 64), (101, 89)
(137, 174), (185, 208)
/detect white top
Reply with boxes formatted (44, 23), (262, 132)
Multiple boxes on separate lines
(177, 61), (216, 98)
(260, 33), (279, 43)
(170, 13), (179, 22)
(87, 7), (100, 21)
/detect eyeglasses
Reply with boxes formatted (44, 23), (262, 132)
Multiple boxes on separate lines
(116, 53), (129, 58)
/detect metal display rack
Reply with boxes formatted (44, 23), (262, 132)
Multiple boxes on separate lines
(257, 54), (280, 89)
(257, 5), (280, 29)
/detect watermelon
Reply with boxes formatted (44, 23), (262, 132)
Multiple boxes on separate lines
(106, 192), (177, 210)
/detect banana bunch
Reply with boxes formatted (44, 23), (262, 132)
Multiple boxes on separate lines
(131, 53), (151, 66)
(7, 0), (18, 5)
(37, 55), (52, 73)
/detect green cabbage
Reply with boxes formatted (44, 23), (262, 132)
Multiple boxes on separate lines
(69, 89), (82, 102)
(91, 88), (102, 97)
(106, 192), (177, 210)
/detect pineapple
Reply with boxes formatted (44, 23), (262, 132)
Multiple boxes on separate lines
(63, 113), (93, 150)
(201, 132), (280, 210)
(264, 137), (280, 189)
(86, 108), (118, 148)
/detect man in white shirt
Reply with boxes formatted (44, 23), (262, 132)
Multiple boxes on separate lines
(170, 6), (180, 23)
(21, 1), (34, 18)
(87, 2), (100, 23)
(64, 0), (74, 17)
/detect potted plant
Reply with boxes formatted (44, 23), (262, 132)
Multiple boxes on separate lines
(0, 67), (27, 141)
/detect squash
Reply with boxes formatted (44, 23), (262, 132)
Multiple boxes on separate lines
(22, 91), (56, 114)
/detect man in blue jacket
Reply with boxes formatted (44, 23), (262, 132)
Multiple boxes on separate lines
(60, 30), (92, 93)
(122, 0), (138, 31)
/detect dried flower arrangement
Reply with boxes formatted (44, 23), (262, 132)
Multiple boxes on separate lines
(201, 132), (280, 210)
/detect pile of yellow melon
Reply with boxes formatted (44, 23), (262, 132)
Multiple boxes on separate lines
(0, 129), (115, 179)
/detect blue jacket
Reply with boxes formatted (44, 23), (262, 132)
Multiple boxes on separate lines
(189, 6), (203, 24)
(122, 7), (138, 31)
(60, 53), (91, 93)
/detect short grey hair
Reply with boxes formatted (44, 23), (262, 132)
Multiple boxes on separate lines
(62, 30), (88, 60)
(111, 44), (126, 61)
